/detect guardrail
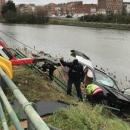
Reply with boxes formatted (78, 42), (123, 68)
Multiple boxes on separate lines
(13, 49), (77, 97)
(13, 49), (68, 89)
(0, 101), (9, 130)
(0, 67), (51, 130)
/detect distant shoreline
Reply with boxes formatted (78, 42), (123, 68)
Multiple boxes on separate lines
(49, 18), (130, 30)
(1, 17), (130, 30)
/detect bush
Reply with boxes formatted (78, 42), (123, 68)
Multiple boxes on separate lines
(80, 14), (130, 24)
(3, 12), (49, 24)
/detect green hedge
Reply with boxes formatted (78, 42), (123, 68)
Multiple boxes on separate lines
(3, 12), (49, 24)
(80, 14), (130, 24)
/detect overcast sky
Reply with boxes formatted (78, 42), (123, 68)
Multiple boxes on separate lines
(11, 0), (130, 5)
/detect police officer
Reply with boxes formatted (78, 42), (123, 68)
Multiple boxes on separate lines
(60, 58), (84, 100)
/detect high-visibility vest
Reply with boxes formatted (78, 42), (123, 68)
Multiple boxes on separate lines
(85, 84), (103, 95)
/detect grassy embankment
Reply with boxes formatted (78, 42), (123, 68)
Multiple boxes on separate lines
(49, 18), (130, 30)
(12, 66), (130, 130)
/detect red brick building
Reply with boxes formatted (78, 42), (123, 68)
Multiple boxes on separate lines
(66, 1), (83, 14)
(98, 0), (123, 14)
(0, 0), (5, 5)
(43, 1), (97, 17)
(0, 0), (5, 14)
(0, 0), (5, 9)
(83, 4), (97, 14)
(44, 3), (56, 16)
(56, 3), (67, 15)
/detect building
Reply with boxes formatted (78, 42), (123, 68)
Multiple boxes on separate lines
(98, 0), (123, 14)
(0, 0), (5, 10)
(17, 4), (36, 14)
(123, 2), (130, 14)
(41, 1), (98, 17)
(58, 3), (67, 15)
(0, 0), (5, 15)
(83, 4), (97, 15)
(44, 3), (56, 16)
(66, 1), (83, 15)
(43, 1), (84, 17)
(0, 0), (5, 6)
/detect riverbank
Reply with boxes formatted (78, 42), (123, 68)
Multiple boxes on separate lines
(1, 17), (130, 30)
(13, 66), (130, 130)
(49, 18), (130, 30)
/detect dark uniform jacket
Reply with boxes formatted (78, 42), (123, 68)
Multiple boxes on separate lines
(60, 59), (84, 81)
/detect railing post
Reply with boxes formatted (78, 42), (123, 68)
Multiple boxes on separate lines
(27, 102), (37, 130)
(0, 101), (9, 130)
(0, 76), (8, 91)
(0, 86), (24, 130)
(28, 118), (36, 130)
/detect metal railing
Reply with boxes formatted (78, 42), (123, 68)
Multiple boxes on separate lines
(13, 48), (76, 97)
(0, 101), (9, 130)
(0, 68), (50, 130)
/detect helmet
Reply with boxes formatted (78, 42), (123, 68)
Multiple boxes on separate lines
(87, 69), (93, 78)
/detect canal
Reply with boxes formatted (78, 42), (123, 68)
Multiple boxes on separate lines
(0, 23), (130, 83)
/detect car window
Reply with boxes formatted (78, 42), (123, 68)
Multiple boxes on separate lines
(94, 69), (118, 90)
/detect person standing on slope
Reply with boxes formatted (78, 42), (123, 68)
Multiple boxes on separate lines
(60, 58), (84, 101)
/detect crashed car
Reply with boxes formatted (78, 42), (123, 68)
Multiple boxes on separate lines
(71, 50), (130, 113)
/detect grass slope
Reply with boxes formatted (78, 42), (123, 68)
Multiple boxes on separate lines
(46, 103), (130, 130)
(13, 66), (73, 102)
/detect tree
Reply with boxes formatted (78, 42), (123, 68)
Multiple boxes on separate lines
(122, 5), (127, 16)
(1, 0), (16, 21)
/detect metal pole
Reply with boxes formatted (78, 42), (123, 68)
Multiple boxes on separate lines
(0, 101), (9, 130)
(0, 68), (50, 130)
(28, 117), (36, 130)
(28, 103), (37, 130)
(0, 87), (24, 130)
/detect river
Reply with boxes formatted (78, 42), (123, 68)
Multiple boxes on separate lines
(0, 23), (130, 84)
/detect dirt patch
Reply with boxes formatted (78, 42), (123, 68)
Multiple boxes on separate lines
(13, 66), (74, 102)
